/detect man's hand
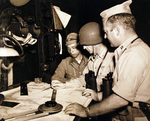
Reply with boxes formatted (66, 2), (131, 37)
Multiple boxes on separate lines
(65, 78), (84, 88)
(64, 103), (87, 117)
(82, 88), (99, 101)
(51, 78), (85, 89)
(51, 80), (66, 89)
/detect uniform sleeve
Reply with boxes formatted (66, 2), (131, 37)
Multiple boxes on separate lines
(51, 59), (67, 83)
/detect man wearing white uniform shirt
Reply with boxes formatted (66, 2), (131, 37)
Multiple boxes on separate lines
(64, 0), (150, 121)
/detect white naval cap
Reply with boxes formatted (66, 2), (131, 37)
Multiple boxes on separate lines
(100, 0), (132, 21)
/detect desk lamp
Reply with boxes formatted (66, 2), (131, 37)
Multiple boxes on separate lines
(0, 34), (24, 91)
(0, 34), (24, 58)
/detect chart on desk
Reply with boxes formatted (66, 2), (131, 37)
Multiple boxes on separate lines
(0, 82), (92, 121)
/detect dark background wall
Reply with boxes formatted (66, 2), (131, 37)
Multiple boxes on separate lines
(55, 0), (150, 46)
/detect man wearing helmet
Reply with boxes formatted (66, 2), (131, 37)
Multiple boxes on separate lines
(51, 33), (88, 89)
(79, 22), (114, 101)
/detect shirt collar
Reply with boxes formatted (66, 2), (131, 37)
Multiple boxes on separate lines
(95, 45), (108, 59)
(115, 35), (138, 60)
(70, 55), (84, 65)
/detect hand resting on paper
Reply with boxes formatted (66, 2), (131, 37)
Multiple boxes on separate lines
(51, 78), (85, 89)
(82, 89), (102, 101)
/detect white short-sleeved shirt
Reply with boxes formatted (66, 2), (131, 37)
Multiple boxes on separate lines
(112, 36), (150, 105)
(83, 45), (114, 91)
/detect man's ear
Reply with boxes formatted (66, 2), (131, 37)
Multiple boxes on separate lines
(113, 26), (120, 37)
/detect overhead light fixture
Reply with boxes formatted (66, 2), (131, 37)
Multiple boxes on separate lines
(9, 0), (30, 7)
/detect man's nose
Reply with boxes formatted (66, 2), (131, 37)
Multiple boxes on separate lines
(70, 49), (74, 53)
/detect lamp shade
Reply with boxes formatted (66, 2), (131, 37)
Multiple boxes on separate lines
(0, 47), (19, 57)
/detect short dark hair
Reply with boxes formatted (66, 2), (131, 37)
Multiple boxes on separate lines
(107, 13), (136, 31)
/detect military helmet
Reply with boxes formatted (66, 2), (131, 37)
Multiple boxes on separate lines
(79, 22), (103, 45)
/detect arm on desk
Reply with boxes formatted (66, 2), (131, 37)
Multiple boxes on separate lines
(64, 103), (88, 118)
(64, 94), (128, 118)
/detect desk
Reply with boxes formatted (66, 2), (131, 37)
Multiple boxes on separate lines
(0, 82), (92, 121)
